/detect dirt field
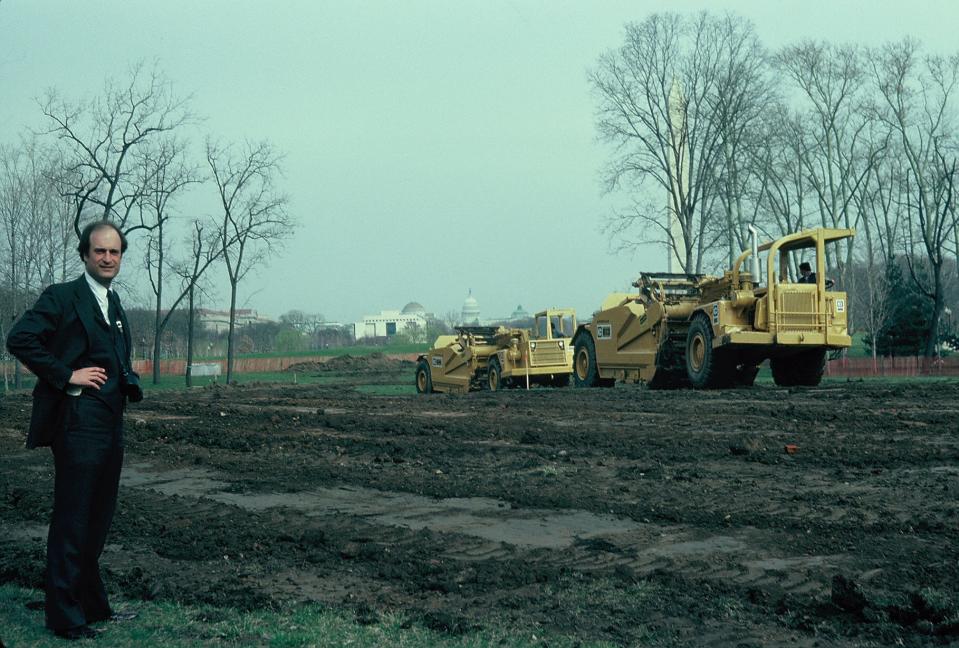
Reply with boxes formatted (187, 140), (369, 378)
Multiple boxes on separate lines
(1, 365), (957, 646)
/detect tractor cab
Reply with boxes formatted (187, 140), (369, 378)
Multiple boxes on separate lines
(736, 228), (855, 342)
(534, 308), (577, 341)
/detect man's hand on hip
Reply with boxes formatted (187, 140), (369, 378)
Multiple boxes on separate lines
(69, 367), (108, 389)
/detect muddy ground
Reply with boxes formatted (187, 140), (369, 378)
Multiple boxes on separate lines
(1, 366), (957, 647)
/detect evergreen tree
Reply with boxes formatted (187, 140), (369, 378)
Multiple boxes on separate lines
(866, 262), (933, 356)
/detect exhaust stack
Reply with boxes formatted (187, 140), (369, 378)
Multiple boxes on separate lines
(748, 224), (760, 283)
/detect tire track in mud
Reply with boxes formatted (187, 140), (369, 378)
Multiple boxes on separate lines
(118, 461), (855, 601)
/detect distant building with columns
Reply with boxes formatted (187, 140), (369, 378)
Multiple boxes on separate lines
(197, 308), (272, 334)
(353, 301), (430, 340)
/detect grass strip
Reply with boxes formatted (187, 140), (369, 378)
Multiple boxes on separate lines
(0, 584), (615, 648)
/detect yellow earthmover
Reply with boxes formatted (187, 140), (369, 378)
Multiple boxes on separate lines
(573, 228), (854, 389)
(415, 308), (576, 393)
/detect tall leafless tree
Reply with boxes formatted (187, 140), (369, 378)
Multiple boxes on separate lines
(750, 104), (813, 242)
(848, 261), (892, 369)
(590, 11), (769, 272)
(708, 14), (776, 266)
(0, 138), (77, 388)
(206, 139), (294, 383)
(174, 220), (225, 387)
(280, 310), (327, 339)
(775, 41), (885, 285)
(39, 61), (192, 238)
(859, 143), (909, 266)
(140, 136), (202, 384)
(871, 39), (959, 356)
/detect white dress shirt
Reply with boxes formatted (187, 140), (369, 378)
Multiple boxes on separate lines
(83, 271), (112, 323)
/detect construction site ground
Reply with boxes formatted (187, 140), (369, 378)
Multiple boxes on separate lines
(1, 359), (957, 647)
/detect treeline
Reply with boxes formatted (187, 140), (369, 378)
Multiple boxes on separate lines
(0, 62), (296, 386)
(120, 309), (352, 360)
(591, 12), (959, 358)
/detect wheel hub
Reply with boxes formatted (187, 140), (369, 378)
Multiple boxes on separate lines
(690, 335), (706, 372)
(576, 349), (589, 379)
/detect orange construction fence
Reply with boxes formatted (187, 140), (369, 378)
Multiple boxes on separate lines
(825, 355), (959, 378)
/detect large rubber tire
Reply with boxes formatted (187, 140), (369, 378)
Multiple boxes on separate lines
(772, 350), (825, 387)
(415, 360), (433, 394)
(487, 357), (503, 391)
(685, 316), (732, 389)
(770, 357), (794, 386)
(573, 333), (614, 388)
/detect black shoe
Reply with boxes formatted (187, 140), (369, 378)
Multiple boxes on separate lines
(53, 625), (98, 640)
(109, 609), (138, 622)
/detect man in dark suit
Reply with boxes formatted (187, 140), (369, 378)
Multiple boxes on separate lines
(6, 220), (142, 641)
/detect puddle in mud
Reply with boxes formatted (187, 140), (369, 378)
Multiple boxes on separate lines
(121, 463), (640, 549)
(745, 555), (835, 571)
(643, 535), (746, 557)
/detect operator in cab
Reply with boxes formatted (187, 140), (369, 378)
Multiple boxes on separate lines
(797, 261), (817, 284)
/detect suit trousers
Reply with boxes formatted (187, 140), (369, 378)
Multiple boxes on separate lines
(46, 395), (124, 630)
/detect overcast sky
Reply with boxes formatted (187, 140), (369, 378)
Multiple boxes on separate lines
(2, 0), (957, 324)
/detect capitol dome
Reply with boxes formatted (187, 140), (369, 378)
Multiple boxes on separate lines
(510, 304), (529, 321)
(401, 301), (426, 315)
(461, 291), (480, 325)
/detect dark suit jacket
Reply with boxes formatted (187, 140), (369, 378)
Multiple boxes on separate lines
(6, 275), (135, 448)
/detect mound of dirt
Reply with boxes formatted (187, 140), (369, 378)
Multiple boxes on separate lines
(286, 352), (413, 374)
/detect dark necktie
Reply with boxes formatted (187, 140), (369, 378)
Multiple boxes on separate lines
(108, 291), (128, 370)
(107, 290), (120, 325)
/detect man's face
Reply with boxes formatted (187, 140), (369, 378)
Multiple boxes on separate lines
(84, 226), (123, 286)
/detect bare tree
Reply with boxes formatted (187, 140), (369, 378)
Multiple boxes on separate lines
(206, 139), (294, 383)
(845, 142), (909, 336)
(0, 138), (77, 388)
(590, 11), (769, 272)
(871, 39), (959, 356)
(859, 143), (909, 266)
(849, 259), (892, 369)
(443, 310), (461, 330)
(708, 14), (776, 266)
(140, 136), (202, 384)
(39, 61), (192, 237)
(280, 310), (327, 342)
(0, 144), (31, 390)
(751, 104), (814, 242)
(279, 309), (308, 332)
(175, 220), (224, 388)
(775, 41), (885, 284)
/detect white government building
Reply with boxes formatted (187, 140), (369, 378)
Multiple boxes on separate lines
(352, 293), (531, 341)
(196, 308), (273, 334)
(352, 302), (430, 340)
